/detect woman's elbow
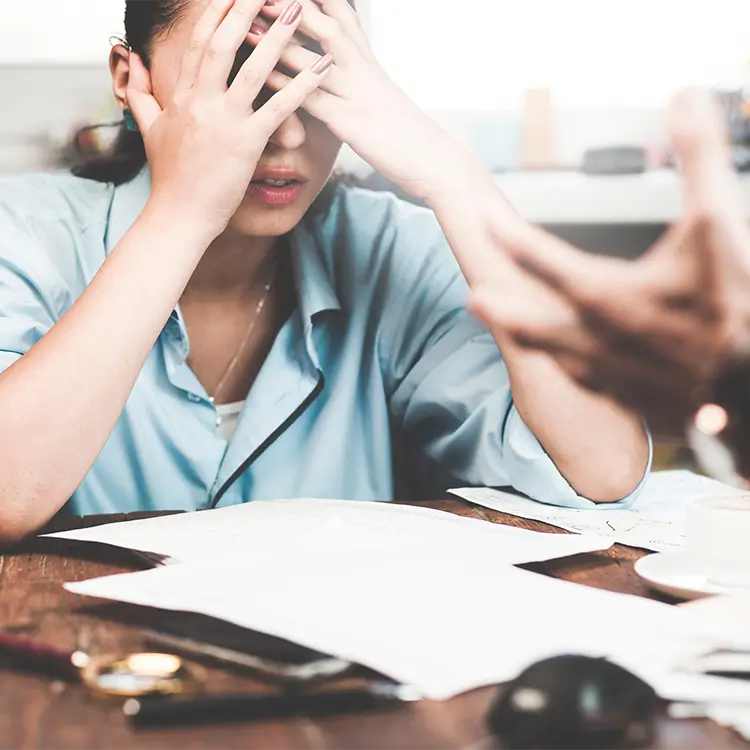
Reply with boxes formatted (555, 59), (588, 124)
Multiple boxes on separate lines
(0, 491), (60, 547)
(577, 448), (649, 505)
(0, 510), (38, 546)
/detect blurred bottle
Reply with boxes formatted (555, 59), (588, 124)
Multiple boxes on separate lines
(522, 88), (554, 170)
(742, 58), (750, 137)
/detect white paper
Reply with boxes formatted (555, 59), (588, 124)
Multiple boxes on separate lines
(707, 703), (750, 740)
(65, 550), (750, 702)
(450, 471), (747, 553)
(46, 497), (613, 566)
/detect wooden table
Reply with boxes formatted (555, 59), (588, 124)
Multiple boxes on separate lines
(0, 499), (747, 750)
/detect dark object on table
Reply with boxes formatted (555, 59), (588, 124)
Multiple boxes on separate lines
(124, 682), (422, 728)
(487, 654), (658, 749)
(86, 606), (356, 684)
(144, 613), (352, 682)
(110, 608), (351, 682)
(582, 147), (646, 175)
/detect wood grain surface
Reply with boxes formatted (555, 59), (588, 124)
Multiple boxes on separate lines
(0, 500), (745, 750)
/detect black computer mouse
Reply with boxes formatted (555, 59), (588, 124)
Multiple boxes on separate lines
(487, 654), (659, 750)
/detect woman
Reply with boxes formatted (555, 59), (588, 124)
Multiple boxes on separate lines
(0, 0), (649, 543)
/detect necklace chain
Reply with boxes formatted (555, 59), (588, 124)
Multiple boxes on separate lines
(210, 257), (279, 405)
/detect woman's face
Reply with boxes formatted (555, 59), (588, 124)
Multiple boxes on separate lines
(120, 0), (343, 238)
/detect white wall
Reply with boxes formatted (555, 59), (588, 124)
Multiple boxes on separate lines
(2, 0), (748, 100)
(0, 0), (372, 62)
(372, 0), (750, 109)
(0, 1), (123, 63)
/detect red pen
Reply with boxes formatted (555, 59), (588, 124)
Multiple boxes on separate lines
(0, 632), (90, 681)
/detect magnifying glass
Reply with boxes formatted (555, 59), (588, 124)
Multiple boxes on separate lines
(0, 632), (205, 698)
(80, 652), (206, 698)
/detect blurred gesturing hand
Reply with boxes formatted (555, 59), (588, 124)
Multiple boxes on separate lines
(470, 89), (750, 436)
(254, 0), (459, 200)
(127, 0), (333, 238)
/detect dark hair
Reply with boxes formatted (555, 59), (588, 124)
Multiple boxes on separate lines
(72, 1), (189, 184)
(72, 0), (356, 186)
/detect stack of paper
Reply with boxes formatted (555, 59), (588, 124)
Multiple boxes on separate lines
(450, 471), (747, 552)
(48, 497), (614, 566)
(64, 553), (750, 702)
(707, 704), (750, 740)
(52, 498), (750, 705)
(675, 595), (750, 737)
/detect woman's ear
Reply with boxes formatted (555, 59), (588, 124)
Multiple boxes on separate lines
(110, 44), (137, 111)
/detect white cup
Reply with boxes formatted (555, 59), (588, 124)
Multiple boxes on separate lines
(686, 496), (750, 588)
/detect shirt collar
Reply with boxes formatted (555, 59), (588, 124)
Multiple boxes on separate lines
(289, 218), (342, 330)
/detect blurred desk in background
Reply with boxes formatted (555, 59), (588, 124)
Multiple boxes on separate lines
(493, 169), (750, 259)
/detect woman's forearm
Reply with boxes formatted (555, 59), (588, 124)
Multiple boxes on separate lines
(503, 346), (649, 502)
(420, 139), (521, 286)
(423, 151), (649, 501)
(0, 201), (213, 543)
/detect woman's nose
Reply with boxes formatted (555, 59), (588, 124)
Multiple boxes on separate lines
(268, 111), (307, 151)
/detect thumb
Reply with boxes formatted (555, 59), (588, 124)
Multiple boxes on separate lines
(125, 52), (162, 134)
(668, 87), (740, 217)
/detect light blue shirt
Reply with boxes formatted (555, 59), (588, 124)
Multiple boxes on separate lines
(0, 169), (650, 515)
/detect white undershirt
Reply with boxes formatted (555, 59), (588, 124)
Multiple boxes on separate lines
(214, 400), (245, 442)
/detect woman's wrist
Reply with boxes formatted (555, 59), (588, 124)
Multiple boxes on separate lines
(140, 193), (227, 252)
(419, 138), (506, 219)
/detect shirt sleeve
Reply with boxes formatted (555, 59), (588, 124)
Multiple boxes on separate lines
(377, 198), (652, 506)
(0, 206), (71, 373)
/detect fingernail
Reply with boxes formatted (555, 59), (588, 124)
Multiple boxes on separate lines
(249, 23), (265, 36)
(265, 0), (279, 5)
(280, 0), (302, 24)
(312, 53), (334, 75)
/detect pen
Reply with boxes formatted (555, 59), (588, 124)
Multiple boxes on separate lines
(0, 632), (90, 681)
(123, 682), (423, 728)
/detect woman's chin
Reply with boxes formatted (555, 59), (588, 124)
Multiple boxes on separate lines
(227, 202), (307, 238)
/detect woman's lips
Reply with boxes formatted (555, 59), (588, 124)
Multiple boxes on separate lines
(248, 169), (308, 206)
(247, 180), (305, 206)
(248, 167), (307, 206)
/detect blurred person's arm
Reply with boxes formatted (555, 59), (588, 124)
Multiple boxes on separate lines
(468, 89), (750, 481)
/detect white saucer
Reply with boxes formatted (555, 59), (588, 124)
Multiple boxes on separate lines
(635, 551), (750, 601)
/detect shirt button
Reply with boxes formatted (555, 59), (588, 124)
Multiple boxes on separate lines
(187, 393), (201, 403)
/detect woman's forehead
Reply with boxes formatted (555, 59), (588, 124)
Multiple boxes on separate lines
(156, 1), (327, 55)
(151, 0), (355, 65)
(176, 0), (357, 25)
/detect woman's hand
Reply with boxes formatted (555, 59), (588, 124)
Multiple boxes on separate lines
(127, 0), (333, 240)
(255, 0), (466, 201)
(470, 89), (750, 436)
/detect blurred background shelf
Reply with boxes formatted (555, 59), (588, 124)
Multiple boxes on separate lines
(493, 169), (750, 225)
